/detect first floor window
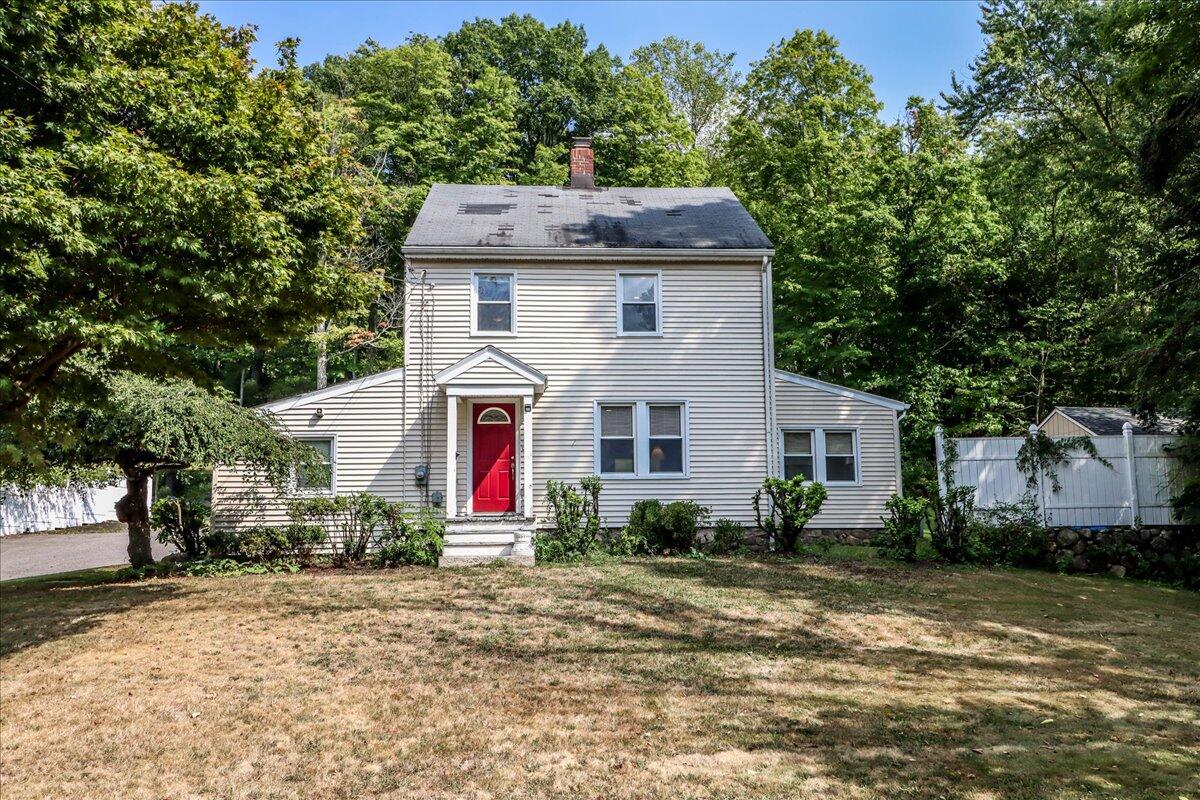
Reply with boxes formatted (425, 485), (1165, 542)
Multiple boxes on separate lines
(296, 437), (334, 490)
(781, 428), (858, 484)
(597, 401), (687, 477)
(600, 404), (636, 474)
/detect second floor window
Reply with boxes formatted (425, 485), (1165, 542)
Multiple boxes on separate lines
(617, 272), (661, 335)
(473, 272), (515, 334)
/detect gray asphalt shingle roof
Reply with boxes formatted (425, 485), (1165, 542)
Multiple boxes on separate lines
(1053, 407), (1182, 435)
(403, 184), (773, 250)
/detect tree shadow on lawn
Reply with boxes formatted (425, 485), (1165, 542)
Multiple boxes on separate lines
(0, 572), (183, 658)
(364, 559), (1199, 799)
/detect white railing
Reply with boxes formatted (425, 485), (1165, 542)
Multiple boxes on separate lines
(935, 424), (1181, 527)
(1, 482), (127, 535)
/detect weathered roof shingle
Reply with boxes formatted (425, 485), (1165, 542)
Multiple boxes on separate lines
(404, 184), (773, 251)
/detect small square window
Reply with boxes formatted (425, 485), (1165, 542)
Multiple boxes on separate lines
(296, 438), (333, 490)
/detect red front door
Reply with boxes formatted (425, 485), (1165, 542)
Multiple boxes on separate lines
(471, 403), (516, 513)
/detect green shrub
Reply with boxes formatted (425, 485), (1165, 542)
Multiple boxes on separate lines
(536, 477), (603, 562)
(931, 486), (976, 563)
(752, 477), (827, 553)
(150, 496), (210, 558)
(289, 492), (390, 564)
(204, 523), (325, 563)
(624, 499), (711, 554)
(969, 495), (1052, 568)
(373, 505), (444, 567)
(874, 495), (928, 561)
(705, 518), (748, 556)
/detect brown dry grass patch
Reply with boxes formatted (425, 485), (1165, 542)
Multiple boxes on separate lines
(2, 557), (1198, 799)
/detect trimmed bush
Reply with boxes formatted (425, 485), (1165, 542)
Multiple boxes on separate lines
(373, 505), (444, 567)
(625, 499), (710, 554)
(705, 518), (747, 556)
(874, 495), (928, 561)
(969, 496), (1052, 568)
(150, 496), (210, 559)
(752, 477), (827, 553)
(206, 523), (325, 563)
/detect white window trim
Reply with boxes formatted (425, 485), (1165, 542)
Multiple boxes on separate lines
(615, 270), (663, 337)
(779, 427), (861, 486)
(594, 400), (690, 479)
(470, 269), (517, 337)
(292, 433), (337, 495)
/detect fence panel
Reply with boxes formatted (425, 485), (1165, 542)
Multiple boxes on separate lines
(1, 483), (126, 535)
(936, 428), (1181, 527)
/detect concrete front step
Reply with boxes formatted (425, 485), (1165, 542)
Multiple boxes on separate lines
(440, 517), (536, 567)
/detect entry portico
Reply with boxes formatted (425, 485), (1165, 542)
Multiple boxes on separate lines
(434, 346), (547, 519)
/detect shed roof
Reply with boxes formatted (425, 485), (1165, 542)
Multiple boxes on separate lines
(403, 184), (773, 252)
(1045, 407), (1182, 436)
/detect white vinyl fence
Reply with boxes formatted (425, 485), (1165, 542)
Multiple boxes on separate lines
(1, 482), (127, 536)
(935, 424), (1181, 527)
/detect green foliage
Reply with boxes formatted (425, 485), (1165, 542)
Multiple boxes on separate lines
(931, 486), (977, 564)
(288, 492), (389, 565)
(1016, 431), (1112, 492)
(874, 495), (929, 562)
(969, 495), (1053, 568)
(213, 524), (326, 563)
(624, 499), (711, 555)
(752, 477), (828, 554)
(372, 505), (444, 567)
(120, 557), (302, 580)
(631, 36), (740, 147)
(705, 518), (748, 556)
(150, 497), (210, 559)
(536, 477), (603, 562)
(0, 0), (378, 448)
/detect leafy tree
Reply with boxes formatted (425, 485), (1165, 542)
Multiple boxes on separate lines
(30, 373), (319, 567)
(631, 36), (741, 147)
(0, 0), (378, 442)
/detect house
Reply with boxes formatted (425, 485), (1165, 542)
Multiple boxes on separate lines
(1039, 406), (1182, 438)
(212, 138), (909, 564)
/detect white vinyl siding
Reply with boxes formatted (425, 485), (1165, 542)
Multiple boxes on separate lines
(774, 374), (902, 528)
(408, 260), (770, 526)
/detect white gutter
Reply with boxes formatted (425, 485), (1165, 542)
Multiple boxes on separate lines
(402, 245), (774, 262)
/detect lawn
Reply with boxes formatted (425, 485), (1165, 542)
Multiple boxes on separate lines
(1, 555), (1197, 799)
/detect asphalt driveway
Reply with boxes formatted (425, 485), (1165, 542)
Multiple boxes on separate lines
(0, 527), (175, 581)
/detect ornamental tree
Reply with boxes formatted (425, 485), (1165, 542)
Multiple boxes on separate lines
(0, 0), (378, 436)
(47, 373), (317, 567)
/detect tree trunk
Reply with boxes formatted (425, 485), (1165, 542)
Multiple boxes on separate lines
(315, 320), (328, 390)
(115, 468), (154, 568)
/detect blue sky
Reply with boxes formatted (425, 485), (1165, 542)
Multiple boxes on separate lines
(195, 1), (985, 121)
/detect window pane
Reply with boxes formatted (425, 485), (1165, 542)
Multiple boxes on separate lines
(477, 302), (511, 332)
(476, 274), (511, 302)
(649, 404), (681, 437)
(306, 439), (332, 461)
(783, 455), (814, 481)
(783, 431), (812, 455)
(649, 438), (683, 473)
(825, 431), (855, 455)
(600, 405), (633, 437)
(826, 456), (856, 482)
(622, 303), (657, 333)
(297, 439), (333, 489)
(601, 439), (635, 473)
(621, 275), (656, 303)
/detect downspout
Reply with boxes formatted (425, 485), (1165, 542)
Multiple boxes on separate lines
(761, 255), (779, 479)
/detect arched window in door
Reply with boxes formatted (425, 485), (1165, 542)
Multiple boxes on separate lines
(477, 407), (511, 424)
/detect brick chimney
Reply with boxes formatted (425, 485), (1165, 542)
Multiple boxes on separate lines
(568, 136), (595, 189)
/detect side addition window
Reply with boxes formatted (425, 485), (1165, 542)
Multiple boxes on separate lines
(823, 431), (858, 483)
(782, 431), (814, 481)
(296, 437), (334, 491)
(473, 272), (515, 334)
(617, 272), (660, 335)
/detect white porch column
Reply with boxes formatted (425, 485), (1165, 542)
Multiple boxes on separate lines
(446, 395), (458, 518)
(522, 394), (534, 518)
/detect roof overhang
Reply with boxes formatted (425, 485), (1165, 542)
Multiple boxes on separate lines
(402, 245), (774, 262)
(435, 346), (547, 393)
(775, 369), (909, 412)
(255, 367), (405, 413)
